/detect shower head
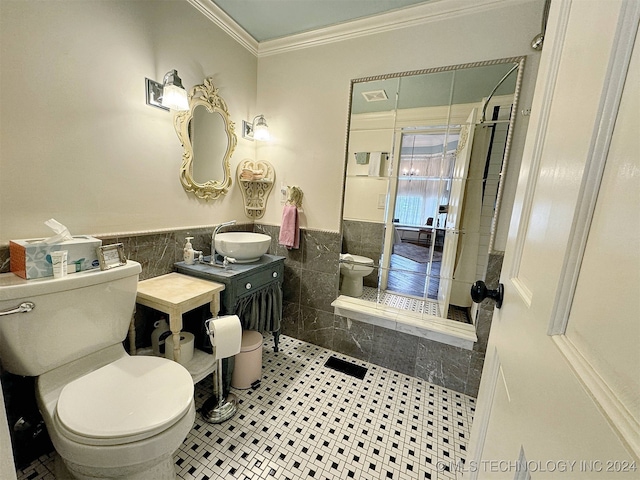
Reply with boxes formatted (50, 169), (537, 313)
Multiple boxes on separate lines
(531, 33), (544, 50)
(531, 0), (551, 51)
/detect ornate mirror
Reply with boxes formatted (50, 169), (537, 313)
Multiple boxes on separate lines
(174, 77), (237, 200)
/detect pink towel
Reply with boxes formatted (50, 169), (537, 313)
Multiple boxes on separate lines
(279, 204), (299, 249)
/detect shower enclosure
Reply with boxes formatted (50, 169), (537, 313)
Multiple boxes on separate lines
(337, 58), (524, 330)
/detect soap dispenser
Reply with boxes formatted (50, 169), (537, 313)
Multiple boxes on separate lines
(184, 237), (195, 265)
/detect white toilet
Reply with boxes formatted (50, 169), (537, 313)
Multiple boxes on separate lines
(339, 253), (374, 297)
(0, 261), (195, 479)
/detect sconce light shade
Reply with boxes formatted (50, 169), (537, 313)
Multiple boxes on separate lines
(145, 69), (189, 112)
(242, 114), (270, 141)
(253, 115), (270, 141)
(160, 70), (189, 111)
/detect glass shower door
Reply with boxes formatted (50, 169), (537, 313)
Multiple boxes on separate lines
(382, 126), (461, 316)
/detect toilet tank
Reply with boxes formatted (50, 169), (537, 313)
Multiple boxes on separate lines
(0, 261), (142, 376)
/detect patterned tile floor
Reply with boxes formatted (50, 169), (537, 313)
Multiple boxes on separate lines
(360, 287), (439, 316)
(359, 287), (471, 324)
(16, 336), (475, 480)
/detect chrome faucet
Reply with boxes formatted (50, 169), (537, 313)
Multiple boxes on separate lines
(210, 220), (236, 266)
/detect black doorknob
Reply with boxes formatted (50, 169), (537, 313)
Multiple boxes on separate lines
(470, 280), (504, 309)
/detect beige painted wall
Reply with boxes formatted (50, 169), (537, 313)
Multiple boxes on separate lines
(1, 0), (543, 253)
(255, 0), (544, 250)
(0, 0), (257, 244)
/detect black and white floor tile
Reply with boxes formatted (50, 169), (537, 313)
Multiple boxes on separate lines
(359, 287), (471, 324)
(360, 287), (439, 316)
(16, 336), (475, 480)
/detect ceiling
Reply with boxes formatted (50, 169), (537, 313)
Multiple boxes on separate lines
(211, 0), (432, 42)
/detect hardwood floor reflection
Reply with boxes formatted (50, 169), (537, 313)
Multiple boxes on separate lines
(373, 244), (471, 324)
(387, 252), (440, 299)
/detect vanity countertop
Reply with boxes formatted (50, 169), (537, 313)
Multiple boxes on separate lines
(174, 254), (284, 281)
(175, 254), (284, 312)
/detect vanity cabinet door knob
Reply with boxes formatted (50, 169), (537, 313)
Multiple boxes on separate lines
(245, 283), (252, 290)
(272, 272), (278, 278)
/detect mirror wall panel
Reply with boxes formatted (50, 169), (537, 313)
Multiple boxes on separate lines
(339, 57), (524, 330)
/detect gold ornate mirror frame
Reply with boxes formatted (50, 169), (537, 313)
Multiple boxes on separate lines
(174, 77), (237, 200)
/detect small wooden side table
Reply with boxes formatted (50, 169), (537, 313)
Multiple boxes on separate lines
(134, 273), (225, 382)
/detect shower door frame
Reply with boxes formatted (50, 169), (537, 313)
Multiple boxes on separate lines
(379, 124), (464, 308)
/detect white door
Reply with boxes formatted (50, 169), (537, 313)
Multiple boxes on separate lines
(439, 109), (477, 316)
(467, 1), (639, 478)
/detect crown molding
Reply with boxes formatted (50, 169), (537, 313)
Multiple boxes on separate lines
(189, 0), (518, 58)
(186, 0), (258, 56)
(258, 0), (512, 57)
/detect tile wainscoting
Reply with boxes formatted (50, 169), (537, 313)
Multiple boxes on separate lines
(254, 223), (503, 398)
(0, 226), (503, 397)
(341, 219), (385, 289)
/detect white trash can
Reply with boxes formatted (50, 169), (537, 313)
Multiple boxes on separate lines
(231, 330), (263, 389)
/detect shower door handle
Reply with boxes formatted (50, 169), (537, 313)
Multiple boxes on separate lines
(470, 281), (504, 309)
(0, 301), (35, 316)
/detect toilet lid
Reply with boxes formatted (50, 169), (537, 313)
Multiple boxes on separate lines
(350, 254), (374, 265)
(56, 356), (193, 442)
(341, 254), (374, 265)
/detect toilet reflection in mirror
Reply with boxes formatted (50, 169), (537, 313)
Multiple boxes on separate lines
(339, 253), (374, 297)
(339, 57), (524, 326)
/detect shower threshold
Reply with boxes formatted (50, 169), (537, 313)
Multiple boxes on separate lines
(332, 292), (476, 350)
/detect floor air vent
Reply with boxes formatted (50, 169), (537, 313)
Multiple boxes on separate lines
(324, 356), (367, 380)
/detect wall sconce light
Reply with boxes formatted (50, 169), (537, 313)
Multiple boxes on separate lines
(145, 69), (189, 111)
(242, 114), (270, 141)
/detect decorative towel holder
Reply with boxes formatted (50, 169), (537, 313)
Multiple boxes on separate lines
(285, 185), (303, 209)
(237, 159), (275, 219)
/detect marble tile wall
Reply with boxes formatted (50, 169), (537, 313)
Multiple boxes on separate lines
(255, 223), (504, 398)
(0, 226), (248, 279)
(341, 220), (384, 288)
(0, 227), (503, 398)
(253, 224), (341, 349)
(0, 246), (8, 275)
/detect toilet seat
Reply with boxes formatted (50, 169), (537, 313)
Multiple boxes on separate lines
(56, 356), (194, 446)
(340, 254), (374, 271)
(348, 254), (374, 265)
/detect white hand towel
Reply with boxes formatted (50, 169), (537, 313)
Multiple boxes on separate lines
(368, 151), (382, 176)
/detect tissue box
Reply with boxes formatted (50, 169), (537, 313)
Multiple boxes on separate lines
(10, 236), (102, 279)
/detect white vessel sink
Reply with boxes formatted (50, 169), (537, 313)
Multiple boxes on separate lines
(214, 232), (271, 263)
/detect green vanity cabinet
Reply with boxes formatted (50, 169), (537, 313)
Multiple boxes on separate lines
(175, 254), (285, 351)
